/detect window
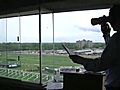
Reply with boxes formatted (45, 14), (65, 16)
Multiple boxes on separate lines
(0, 8), (114, 85)
(41, 9), (113, 84)
(0, 14), (40, 83)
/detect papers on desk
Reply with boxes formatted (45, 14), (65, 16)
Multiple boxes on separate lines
(59, 66), (78, 73)
(46, 82), (63, 90)
(84, 71), (106, 75)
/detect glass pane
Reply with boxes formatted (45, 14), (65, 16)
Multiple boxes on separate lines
(6, 17), (21, 79)
(41, 9), (110, 83)
(0, 14), (40, 84)
(0, 19), (7, 77)
(41, 14), (54, 84)
(20, 15), (40, 83)
(54, 9), (109, 81)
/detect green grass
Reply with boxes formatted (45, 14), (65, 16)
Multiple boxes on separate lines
(0, 52), (99, 70)
(0, 52), (100, 83)
(42, 54), (80, 68)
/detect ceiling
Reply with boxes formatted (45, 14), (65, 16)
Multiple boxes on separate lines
(41, 0), (120, 13)
(0, 0), (120, 18)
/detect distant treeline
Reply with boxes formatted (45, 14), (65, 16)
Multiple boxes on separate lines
(0, 42), (105, 51)
(0, 43), (39, 51)
(39, 42), (105, 50)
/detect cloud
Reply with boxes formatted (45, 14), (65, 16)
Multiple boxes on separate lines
(74, 25), (100, 32)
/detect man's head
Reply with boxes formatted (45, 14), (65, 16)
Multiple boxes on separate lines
(109, 5), (120, 31)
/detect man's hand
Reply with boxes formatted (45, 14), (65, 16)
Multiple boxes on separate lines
(101, 23), (111, 45)
(101, 23), (111, 35)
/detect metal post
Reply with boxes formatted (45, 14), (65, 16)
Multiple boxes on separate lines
(39, 3), (42, 85)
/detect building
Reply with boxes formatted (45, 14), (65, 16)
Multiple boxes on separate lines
(76, 39), (93, 49)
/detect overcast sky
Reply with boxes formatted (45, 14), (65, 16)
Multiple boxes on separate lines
(41, 8), (116, 43)
(0, 8), (116, 43)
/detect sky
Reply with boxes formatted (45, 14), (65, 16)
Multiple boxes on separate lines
(41, 8), (116, 43)
(0, 8), (116, 43)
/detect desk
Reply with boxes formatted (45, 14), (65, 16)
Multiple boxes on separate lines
(62, 72), (105, 90)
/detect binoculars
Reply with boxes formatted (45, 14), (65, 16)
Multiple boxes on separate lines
(91, 15), (110, 25)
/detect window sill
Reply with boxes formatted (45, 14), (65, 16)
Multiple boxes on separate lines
(0, 77), (45, 90)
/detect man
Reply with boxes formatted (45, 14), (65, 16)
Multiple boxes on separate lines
(69, 5), (120, 90)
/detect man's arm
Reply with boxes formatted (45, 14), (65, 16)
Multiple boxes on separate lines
(69, 33), (117, 72)
(69, 55), (101, 72)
